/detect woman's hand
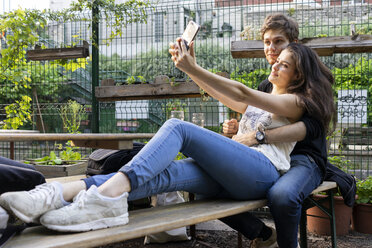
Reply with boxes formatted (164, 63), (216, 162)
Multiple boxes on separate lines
(232, 132), (258, 147)
(222, 119), (239, 135)
(169, 37), (197, 74)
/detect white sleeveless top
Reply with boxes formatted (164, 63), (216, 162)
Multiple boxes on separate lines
(237, 105), (296, 173)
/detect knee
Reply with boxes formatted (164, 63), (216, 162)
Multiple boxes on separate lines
(163, 118), (185, 132)
(267, 185), (300, 211)
(166, 118), (183, 126)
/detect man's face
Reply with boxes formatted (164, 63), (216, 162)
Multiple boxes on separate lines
(263, 29), (291, 65)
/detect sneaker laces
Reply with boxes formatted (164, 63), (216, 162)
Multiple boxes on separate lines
(71, 190), (89, 209)
(29, 184), (58, 206)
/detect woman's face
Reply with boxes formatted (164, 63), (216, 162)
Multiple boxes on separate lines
(263, 29), (291, 65)
(268, 49), (298, 90)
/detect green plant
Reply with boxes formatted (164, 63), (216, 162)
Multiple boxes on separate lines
(287, 8), (295, 17)
(356, 176), (372, 204)
(1, 95), (32, 129)
(59, 100), (86, 134)
(230, 67), (270, 89)
(126, 76), (136, 85)
(31, 151), (62, 165)
(59, 146), (84, 161)
(0, 1), (149, 129)
(166, 99), (187, 119)
(328, 155), (351, 173)
(137, 75), (146, 84)
(29, 146), (85, 165)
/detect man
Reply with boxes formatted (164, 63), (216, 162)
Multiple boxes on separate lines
(220, 13), (327, 248)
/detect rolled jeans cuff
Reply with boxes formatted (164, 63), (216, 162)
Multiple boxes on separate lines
(119, 166), (138, 190)
(82, 177), (95, 189)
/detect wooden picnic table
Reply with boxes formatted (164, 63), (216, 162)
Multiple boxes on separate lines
(0, 133), (155, 151)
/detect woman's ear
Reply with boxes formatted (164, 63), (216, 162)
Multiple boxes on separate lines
(294, 71), (301, 82)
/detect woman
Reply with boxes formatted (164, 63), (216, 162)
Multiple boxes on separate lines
(0, 42), (335, 232)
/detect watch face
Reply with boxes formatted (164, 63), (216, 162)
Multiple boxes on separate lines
(256, 131), (264, 141)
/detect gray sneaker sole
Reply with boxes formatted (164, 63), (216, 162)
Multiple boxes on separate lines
(41, 213), (129, 232)
(8, 205), (39, 224)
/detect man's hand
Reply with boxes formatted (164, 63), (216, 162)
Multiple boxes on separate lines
(232, 132), (258, 147)
(222, 119), (238, 135)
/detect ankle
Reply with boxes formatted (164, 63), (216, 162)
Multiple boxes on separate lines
(97, 172), (131, 198)
(61, 181), (86, 202)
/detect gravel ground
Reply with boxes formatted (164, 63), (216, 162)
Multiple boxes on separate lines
(99, 218), (372, 248)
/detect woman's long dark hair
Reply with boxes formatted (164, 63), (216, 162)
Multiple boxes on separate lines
(285, 43), (336, 134)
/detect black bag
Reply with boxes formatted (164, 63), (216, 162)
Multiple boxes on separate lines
(86, 142), (145, 176)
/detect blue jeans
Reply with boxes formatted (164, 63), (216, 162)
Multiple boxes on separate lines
(268, 154), (322, 247)
(84, 118), (280, 201)
(220, 154), (322, 248)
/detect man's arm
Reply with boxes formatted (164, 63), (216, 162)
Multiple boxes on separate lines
(231, 121), (306, 146)
(265, 121), (306, 143)
(232, 114), (324, 147)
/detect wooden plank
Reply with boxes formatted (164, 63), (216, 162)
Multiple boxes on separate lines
(231, 35), (372, 58)
(46, 174), (87, 183)
(342, 137), (371, 145)
(71, 140), (133, 150)
(329, 150), (372, 156)
(4, 199), (267, 248)
(26, 47), (89, 61)
(311, 181), (337, 195)
(32, 162), (88, 178)
(95, 81), (202, 102)
(0, 133), (155, 142)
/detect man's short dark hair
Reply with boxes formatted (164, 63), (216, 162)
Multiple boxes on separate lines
(260, 13), (299, 42)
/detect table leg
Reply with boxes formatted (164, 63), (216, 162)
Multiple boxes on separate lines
(10, 141), (14, 160)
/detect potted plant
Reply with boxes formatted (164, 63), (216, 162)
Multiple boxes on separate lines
(25, 145), (87, 178)
(95, 75), (202, 101)
(353, 176), (372, 234)
(25, 100), (88, 178)
(306, 155), (354, 236)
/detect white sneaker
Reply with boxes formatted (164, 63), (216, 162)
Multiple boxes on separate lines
(0, 182), (65, 223)
(0, 206), (9, 229)
(40, 185), (129, 232)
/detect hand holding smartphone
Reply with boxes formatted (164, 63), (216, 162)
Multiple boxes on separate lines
(182, 21), (200, 50)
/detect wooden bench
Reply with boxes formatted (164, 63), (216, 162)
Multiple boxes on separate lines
(4, 176), (337, 248)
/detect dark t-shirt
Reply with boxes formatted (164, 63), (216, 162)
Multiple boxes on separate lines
(258, 79), (327, 177)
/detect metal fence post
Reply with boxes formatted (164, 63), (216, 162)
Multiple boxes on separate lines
(91, 0), (100, 133)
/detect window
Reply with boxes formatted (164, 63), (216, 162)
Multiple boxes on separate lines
(154, 12), (165, 42)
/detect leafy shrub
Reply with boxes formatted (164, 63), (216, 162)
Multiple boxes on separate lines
(356, 176), (372, 204)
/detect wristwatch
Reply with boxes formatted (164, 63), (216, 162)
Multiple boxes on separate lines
(255, 125), (266, 144)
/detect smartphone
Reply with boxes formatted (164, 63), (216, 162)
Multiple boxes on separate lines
(182, 21), (200, 50)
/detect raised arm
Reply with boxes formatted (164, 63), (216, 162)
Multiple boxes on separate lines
(170, 41), (248, 114)
(170, 39), (303, 121)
